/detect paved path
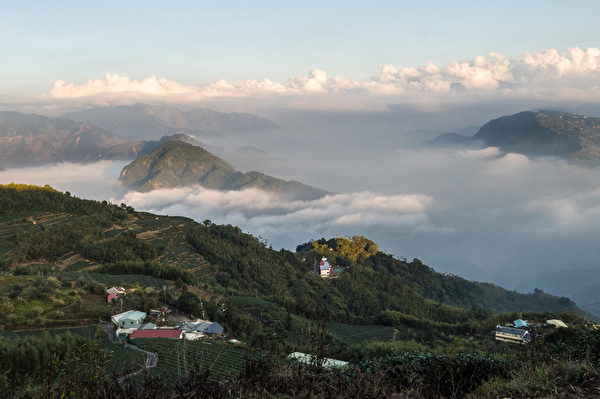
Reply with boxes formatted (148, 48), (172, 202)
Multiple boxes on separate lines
(117, 344), (159, 383)
(103, 322), (117, 343)
(102, 323), (158, 384)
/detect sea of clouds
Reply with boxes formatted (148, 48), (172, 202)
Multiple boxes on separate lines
(2, 144), (599, 301)
(3, 45), (600, 312)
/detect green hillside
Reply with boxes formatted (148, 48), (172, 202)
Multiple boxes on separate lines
(0, 183), (582, 328)
(0, 184), (597, 398)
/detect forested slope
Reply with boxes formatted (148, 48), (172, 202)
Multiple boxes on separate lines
(0, 184), (583, 329)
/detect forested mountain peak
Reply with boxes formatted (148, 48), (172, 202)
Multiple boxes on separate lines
(117, 140), (329, 200)
(473, 110), (600, 164)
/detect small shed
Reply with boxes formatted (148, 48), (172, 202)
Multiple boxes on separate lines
(514, 319), (529, 328)
(107, 291), (117, 303)
(106, 287), (126, 295)
(546, 319), (568, 328)
(184, 331), (205, 341)
(116, 327), (138, 339)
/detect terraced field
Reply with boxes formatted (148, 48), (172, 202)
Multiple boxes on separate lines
(0, 213), (36, 255)
(135, 339), (249, 380)
(135, 216), (213, 278)
(0, 326), (145, 376)
(326, 321), (397, 345)
(0, 325), (98, 339)
(60, 272), (170, 289)
(0, 212), (73, 257)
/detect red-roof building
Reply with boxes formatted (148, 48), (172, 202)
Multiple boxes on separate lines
(130, 329), (183, 339)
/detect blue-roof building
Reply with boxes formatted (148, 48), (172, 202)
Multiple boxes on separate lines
(514, 319), (529, 328)
(204, 322), (224, 335)
(180, 321), (224, 336)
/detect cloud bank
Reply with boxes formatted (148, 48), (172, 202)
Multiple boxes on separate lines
(44, 47), (600, 110)
(115, 187), (434, 237)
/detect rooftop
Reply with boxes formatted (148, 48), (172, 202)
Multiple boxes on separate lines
(130, 329), (183, 339)
(112, 310), (147, 322)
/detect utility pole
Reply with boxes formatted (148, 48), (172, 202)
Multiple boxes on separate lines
(200, 301), (206, 321)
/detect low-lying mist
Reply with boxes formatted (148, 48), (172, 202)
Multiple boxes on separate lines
(2, 116), (599, 314)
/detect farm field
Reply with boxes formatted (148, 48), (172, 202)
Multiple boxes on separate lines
(0, 325), (98, 339)
(0, 212), (73, 258)
(0, 325), (145, 376)
(135, 338), (249, 380)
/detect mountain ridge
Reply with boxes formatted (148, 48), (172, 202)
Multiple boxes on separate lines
(62, 103), (279, 140)
(429, 110), (600, 165)
(0, 111), (124, 168)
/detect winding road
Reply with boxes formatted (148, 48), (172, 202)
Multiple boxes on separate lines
(103, 323), (159, 384)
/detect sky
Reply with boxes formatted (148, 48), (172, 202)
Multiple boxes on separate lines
(2, 1), (600, 314)
(2, 1), (600, 97)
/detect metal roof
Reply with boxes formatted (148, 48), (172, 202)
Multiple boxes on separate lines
(130, 329), (183, 339)
(205, 322), (224, 334)
(514, 319), (529, 328)
(112, 310), (146, 322)
(496, 325), (529, 336)
(547, 319), (568, 328)
(180, 321), (223, 334)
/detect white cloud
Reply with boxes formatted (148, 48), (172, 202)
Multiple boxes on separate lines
(114, 187), (434, 230)
(459, 147), (501, 159)
(526, 186), (600, 230)
(0, 161), (128, 199)
(42, 47), (600, 109)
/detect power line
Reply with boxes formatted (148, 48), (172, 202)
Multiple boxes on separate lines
(578, 300), (600, 308)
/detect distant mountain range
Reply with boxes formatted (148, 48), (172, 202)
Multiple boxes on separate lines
(100, 133), (209, 160)
(0, 108), (324, 198)
(429, 110), (600, 165)
(0, 111), (124, 168)
(62, 103), (279, 140)
(118, 140), (329, 200)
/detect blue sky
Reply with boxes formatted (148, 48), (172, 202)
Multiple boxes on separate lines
(1, 0), (599, 95)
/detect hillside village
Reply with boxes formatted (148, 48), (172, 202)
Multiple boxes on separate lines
(106, 287), (227, 342)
